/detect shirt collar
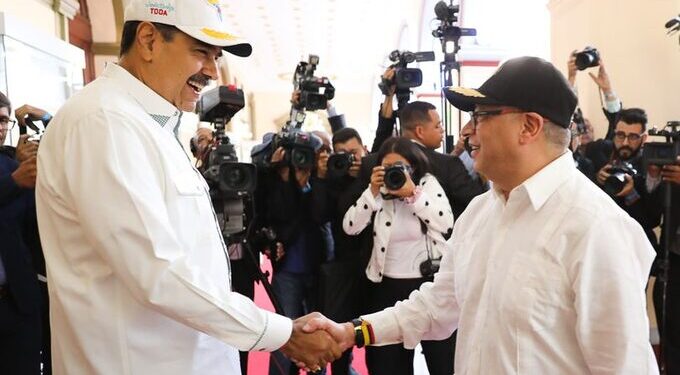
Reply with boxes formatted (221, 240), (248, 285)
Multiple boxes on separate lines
(102, 63), (181, 132)
(492, 151), (576, 211)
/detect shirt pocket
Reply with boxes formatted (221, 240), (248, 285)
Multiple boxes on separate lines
(513, 262), (572, 333)
(173, 172), (205, 197)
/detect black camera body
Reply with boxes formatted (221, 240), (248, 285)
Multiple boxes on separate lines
(326, 152), (355, 179)
(251, 226), (278, 254)
(604, 160), (638, 196)
(272, 128), (322, 169)
(384, 164), (412, 191)
(419, 257), (441, 278)
(575, 47), (600, 71)
(294, 55), (335, 111)
(644, 121), (680, 166)
(379, 50), (435, 95)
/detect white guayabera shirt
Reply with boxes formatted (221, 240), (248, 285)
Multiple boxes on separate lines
(36, 63), (291, 375)
(363, 152), (659, 375)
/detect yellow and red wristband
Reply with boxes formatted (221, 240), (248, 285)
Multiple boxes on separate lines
(352, 318), (374, 348)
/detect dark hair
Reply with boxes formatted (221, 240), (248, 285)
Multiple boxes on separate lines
(332, 127), (363, 146)
(399, 101), (436, 132)
(377, 137), (431, 184)
(120, 21), (180, 56)
(618, 108), (648, 131)
(0, 91), (11, 113)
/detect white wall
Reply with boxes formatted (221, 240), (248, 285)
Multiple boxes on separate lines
(0, 0), (58, 37)
(550, 0), (680, 138)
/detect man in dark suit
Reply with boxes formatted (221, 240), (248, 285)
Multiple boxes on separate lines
(0, 92), (43, 375)
(358, 101), (487, 220)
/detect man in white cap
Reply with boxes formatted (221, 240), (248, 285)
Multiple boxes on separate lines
(35, 1), (340, 374)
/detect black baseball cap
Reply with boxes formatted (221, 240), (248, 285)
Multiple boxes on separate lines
(443, 56), (577, 128)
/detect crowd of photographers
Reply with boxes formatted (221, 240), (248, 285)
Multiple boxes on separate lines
(1, 44), (679, 374)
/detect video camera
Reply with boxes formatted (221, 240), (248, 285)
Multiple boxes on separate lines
(431, 1), (477, 66)
(644, 121), (680, 166)
(379, 50), (435, 109)
(293, 55), (335, 112)
(197, 85), (256, 236)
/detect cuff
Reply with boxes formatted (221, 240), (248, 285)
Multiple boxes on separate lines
(361, 310), (403, 347)
(361, 186), (383, 211)
(252, 311), (293, 352)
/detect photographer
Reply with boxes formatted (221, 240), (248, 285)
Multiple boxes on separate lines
(647, 155), (680, 374)
(0, 93), (50, 375)
(255, 137), (330, 375)
(343, 137), (454, 375)
(313, 127), (368, 375)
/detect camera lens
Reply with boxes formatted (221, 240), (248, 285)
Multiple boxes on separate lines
(575, 48), (600, 71)
(290, 148), (312, 168)
(604, 172), (626, 195)
(384, 166), (407, 190)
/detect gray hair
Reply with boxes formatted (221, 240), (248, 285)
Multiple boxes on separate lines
(543, 120), (570, 149)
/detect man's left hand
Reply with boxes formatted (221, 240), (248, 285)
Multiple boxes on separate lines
(615, 174), (636, 198)
(661, 156), (680, 185)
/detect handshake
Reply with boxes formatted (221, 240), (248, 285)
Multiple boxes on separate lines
(280, 312), (359, 372)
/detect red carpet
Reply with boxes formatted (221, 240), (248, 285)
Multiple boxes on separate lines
(249, 259), (368, 375)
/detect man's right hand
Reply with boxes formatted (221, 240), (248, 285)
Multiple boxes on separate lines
(596, 164), (612, 186)
(14, 104), (49, 127)
(370, 165), (385, 197)
(281, 312), (343, 372)
(567, 50), (578, 87)
(302, 314), (355, 351)
(15, 134), (39, 162)
(11, 156), (37, 188)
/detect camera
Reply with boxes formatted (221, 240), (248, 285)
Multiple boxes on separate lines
(326, 152), (355, 180)
(293, 55), (335, 111)
(197, 85), (257, 236)
(419, 257), (441, 278)
(574, 47), (600, 71)
(572, 108), (587, 135)
(604, 160), (638, 195)
(18, 117), (48, 143)
(383, 163), (412, 191)
(644, 121), (680, 166)
(272, 128), (322, 169)
(379, 50), (435, 96)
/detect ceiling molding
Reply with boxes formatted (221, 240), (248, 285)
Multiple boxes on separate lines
(92, 42), (119, 56)
(53, 0), (81, 19)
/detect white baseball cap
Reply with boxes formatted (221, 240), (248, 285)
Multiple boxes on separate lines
(124, 0), (252, 57)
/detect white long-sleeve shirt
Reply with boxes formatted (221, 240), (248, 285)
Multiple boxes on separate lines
(362, 151), (658, 374)
(36, 63), (292, 375)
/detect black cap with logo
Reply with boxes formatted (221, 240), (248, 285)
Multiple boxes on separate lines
(443, 56), (578, 128)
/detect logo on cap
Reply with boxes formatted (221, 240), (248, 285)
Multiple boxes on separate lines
(145, 1), (174, 17)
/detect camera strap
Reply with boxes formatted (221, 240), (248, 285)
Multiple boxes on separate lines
(418, 218), (434, 261)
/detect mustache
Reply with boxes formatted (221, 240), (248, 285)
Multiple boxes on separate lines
(189, 73), (211, 87)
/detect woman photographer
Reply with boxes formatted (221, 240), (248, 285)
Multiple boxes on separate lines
(342, 137), (454, 375)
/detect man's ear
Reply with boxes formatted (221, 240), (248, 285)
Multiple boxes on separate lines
(519, 112), (544, 145)
(641, 133), (648, 144)
(414, 125), (425, 140)
(135, 22), (158, 62)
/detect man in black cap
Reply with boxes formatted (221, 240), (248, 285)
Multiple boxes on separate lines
(301, 56), (659, 374)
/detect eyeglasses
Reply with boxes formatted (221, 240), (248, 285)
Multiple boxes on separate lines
(613, 131), (643, 142)
(469, 109), (525, 129)
(0, 117), (16, 129)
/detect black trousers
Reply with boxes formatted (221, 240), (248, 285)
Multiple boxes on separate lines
(654, 252), (680, 375)
(231, 259), (255, 375)
(365, 277), (455, 375)
(0, 292), (42, 375)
